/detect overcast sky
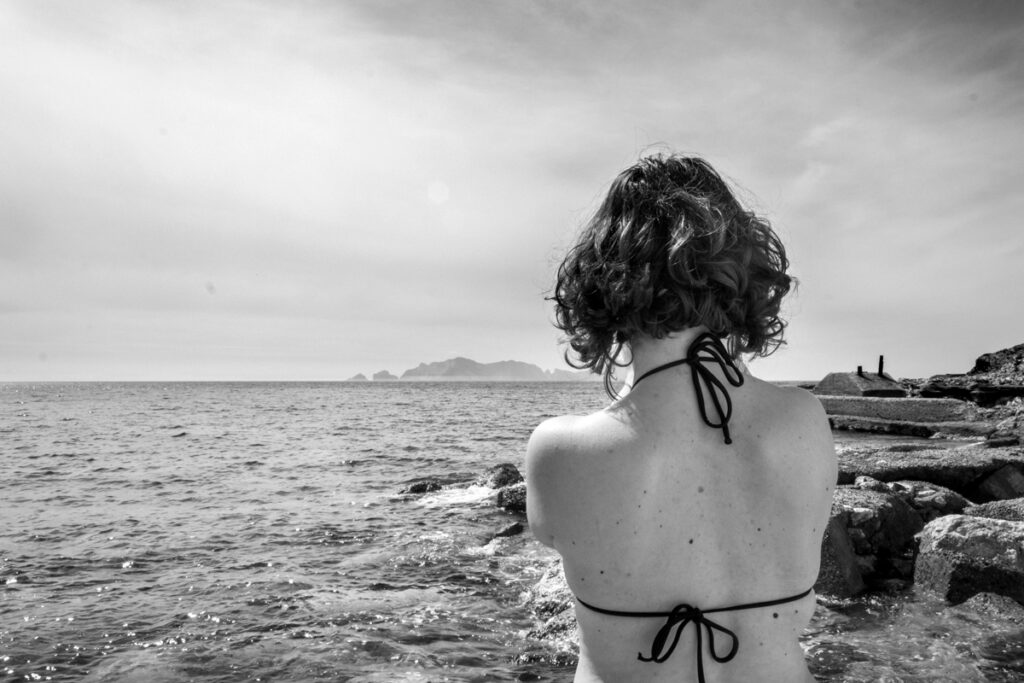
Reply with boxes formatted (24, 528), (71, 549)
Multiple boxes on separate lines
(2, 0), (1022, 382)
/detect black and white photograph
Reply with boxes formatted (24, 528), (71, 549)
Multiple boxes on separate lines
(2, 1), (1023, 681)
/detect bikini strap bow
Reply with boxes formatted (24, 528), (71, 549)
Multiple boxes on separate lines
(631, 332), (745, 444)
(638, 603), (740, 683)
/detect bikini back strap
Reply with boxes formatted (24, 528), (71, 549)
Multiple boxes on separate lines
(632, 332), (745, 444)
(576, 587), (813, 683)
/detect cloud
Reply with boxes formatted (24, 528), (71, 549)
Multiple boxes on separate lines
(1, 0), (1022, 380)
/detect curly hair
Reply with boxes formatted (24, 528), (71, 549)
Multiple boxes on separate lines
(552, 154), (793, 396)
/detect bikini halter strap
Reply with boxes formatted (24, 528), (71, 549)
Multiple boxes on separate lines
(631, 332), (745, 445)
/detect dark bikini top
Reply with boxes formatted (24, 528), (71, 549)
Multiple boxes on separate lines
(630, 331), (744, 445)
(577, 332), (812, 682)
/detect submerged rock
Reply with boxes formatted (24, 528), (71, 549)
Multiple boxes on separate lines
(950, 592), (1024, 624)
(491, 521), (524, 540)
(400, 479), (443, 495)
(914, 514), (1024, 606)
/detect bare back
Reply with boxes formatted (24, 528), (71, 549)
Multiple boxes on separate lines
(526, 364), (836, 682)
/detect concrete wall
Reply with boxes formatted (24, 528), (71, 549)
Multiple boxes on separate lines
(816, 396), (967, 423)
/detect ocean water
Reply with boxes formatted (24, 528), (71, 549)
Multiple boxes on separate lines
(2, 382), (1023, 682)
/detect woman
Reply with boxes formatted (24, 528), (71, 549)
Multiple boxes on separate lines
(526, 154), (837, 683)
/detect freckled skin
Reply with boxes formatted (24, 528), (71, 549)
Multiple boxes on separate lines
(526, 328), (837, 683)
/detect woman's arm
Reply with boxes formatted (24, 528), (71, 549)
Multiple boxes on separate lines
(525, 416), (577, 548)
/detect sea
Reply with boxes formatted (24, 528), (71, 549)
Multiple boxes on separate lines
(2, 381), (1023, 682)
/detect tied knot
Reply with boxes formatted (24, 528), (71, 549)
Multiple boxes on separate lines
(685, 334), (744, 444)
(637, 602), (740, 683)
(632, 332), (744, 445)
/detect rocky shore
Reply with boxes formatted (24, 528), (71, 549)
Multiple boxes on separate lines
(816, 343), (1024, 603)
(404, 343), (1024, 656)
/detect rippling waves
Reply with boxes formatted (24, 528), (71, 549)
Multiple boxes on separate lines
(2, 381), (1023, 682)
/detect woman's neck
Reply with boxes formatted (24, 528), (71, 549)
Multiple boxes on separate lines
(629, 327), (707, 375)
(629, 327), (748, 380)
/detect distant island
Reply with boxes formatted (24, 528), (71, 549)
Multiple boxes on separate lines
(347, 357), (598, 382)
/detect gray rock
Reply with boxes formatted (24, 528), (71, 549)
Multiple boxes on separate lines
(832, 487), (923, 580)
(963, 497), (1024, 522)
(829, 416), (937, 438)
(854, 477), (969, 522)
(920, 377), (1024, 407)
(970, 343), (1024, 379)
(974, 464), (1024, 501)
(478, 463), (524, 489)
(497, 482), (527, 514)
(837, 444), (1024, 494)
(951, 592), (1024, 624)
(400, 479), (443, 494)
(493, 521), (524, 539)
(816, 515), (866, 598)
(525, 560), (574, 619)
(914, 514), (1024, 606)
(986, 433), (1021, 448)
(523, 560), (578, 646)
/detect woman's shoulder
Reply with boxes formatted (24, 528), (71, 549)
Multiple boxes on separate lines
(752, 381), (837, 479)
(525, 409), (620, 487)
(526, 413), (589, 461)
(525, 413), (596, 548)
(747, 378), (829, 427)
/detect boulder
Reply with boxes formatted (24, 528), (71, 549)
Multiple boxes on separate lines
(963, 497), (1024, 522)
(854, 476), (969, 523)
(831, 486), (924, 582)
(914, 514), (1024, 606)
(478, 463), (524, 489)
(497, 482), (527, 514)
